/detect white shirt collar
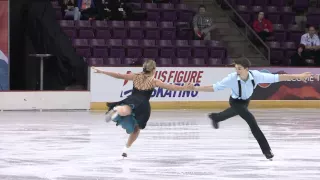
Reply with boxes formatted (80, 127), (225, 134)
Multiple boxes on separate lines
(237, 71), (254, 82)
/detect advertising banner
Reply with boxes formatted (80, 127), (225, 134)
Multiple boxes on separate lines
(90, 67), (234, 102)
(251, 67), (320, 100)
(0, 0), (8, 90)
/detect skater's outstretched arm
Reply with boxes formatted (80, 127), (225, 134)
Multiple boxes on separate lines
(92, 67), (134, 80)
(253, 71), (314, 83)
(194, 74), (234, 92)
(154, 79), (194, 91)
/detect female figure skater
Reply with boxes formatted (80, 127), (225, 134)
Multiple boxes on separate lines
(93, 60), (194, 157)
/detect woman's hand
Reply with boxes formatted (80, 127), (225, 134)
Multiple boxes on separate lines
(92, 67), (103, 74)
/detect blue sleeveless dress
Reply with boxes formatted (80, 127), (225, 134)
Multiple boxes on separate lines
(107, 86), (153, 134)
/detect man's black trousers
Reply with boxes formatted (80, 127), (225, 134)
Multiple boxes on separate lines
(215, 97), (271, 154)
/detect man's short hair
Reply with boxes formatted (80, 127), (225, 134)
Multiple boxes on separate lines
(199, 5), (206, 9)
(233, 58), (251, 69)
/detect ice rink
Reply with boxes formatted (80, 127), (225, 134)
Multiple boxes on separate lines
(0, 109), (319, 180)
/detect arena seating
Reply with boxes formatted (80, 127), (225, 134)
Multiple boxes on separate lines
(50, 0), (230, 66)
(221, 0), (320, 65)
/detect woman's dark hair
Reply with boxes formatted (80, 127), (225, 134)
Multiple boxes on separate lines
(233, 58), (251, 69)
(298, 44), (306, 50)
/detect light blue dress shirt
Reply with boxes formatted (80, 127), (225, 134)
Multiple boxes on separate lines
(213, 70), (280, 100)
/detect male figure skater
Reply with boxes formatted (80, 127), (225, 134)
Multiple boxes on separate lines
(194, 59), (313, 160)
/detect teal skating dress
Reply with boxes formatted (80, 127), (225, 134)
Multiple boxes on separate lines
(107, 86), (153, 134)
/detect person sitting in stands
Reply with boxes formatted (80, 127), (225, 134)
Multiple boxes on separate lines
(253, 12), (273, 41)
(300, 26), (320, 66)
(192, 5), (215, 40)
(290, 44), (308, 66)
(61, 0), (81, 20)
(78, 0), (98, 20)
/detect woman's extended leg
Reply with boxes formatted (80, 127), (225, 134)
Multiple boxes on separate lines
(122, 125), (140, 157)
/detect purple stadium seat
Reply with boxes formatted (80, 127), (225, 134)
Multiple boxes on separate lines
(106, 39), (125, 58)
(174, 58), (189, 66)
(90, 39), (108, 58)
(156, 58), (173, 66)
(129, 0), (143, 3)
(73, 39), (91, 57)
(175, 40), (191, 58)
(92, 21), (111, 39)
(176, 4), (195, 22)
(87, 58), (104, 66)
(270, 0), (285, 7)
(282, 7), (295, 25)
(175, 22), (193, 40)
(160, 21), (176, 40)
(110, 21), (127, 39)
(104, 58), (122, 65)
(190, 58), (205, 66)
(252, 6), (263, 13)
(266, 6), (279, 12)
(143, 21), (160, 39)
(206, 41), (226, 59)
(237, 0), (253, 6)
(123, 58), (141, 65)
(126, 21), (143, 39)
(142, 40), (159, 58)
(307, 14), (320, 27)
(207, 58), (222, 66)
(252, 0), (268, 6)
(267, 41), (284, 64)
(75, 21), (94, 38)
(59, 20), (75, 30)
(124, 39), (142, 58)
(75, 20), (91, 29)
(160, 4), (177, 21)
(158, 40), (175, 58)
(237, 5), (251, 23)
(287, 24), (304, 44)
(282, 41), (296, 65)
(191, 40), (208, 58)
(144, 3), (160, 21)
(293, 0), (309, 11)
(62, 29), (77, 39)
(265, 6), (281, 24)
(272, 24), (286, 42)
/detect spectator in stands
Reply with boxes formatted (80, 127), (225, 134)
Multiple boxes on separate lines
(253, 12), (273, 41)
(193, 5), (215, 40)
(78, 0), (98, 20)
(61, 0), (81, 20)
(100, 0), (112, 19)
(106, 0), (129, 20)
(290, 44), (307, 66)
(300, 26), (320, 66)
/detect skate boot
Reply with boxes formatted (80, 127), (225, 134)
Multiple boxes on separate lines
(122, 146), (129, 158)
(105, 109), (117, 123)
(208, 113), (219, 129)
(264, 150), (274, 160)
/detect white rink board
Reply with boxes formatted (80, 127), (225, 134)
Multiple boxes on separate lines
(90, 67), (235, 102)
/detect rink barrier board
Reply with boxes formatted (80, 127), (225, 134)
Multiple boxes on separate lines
(0, 91), (90, 110)
(90, 100), (320, 110)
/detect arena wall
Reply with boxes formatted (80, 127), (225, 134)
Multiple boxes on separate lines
(0, 67), (319, 110)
